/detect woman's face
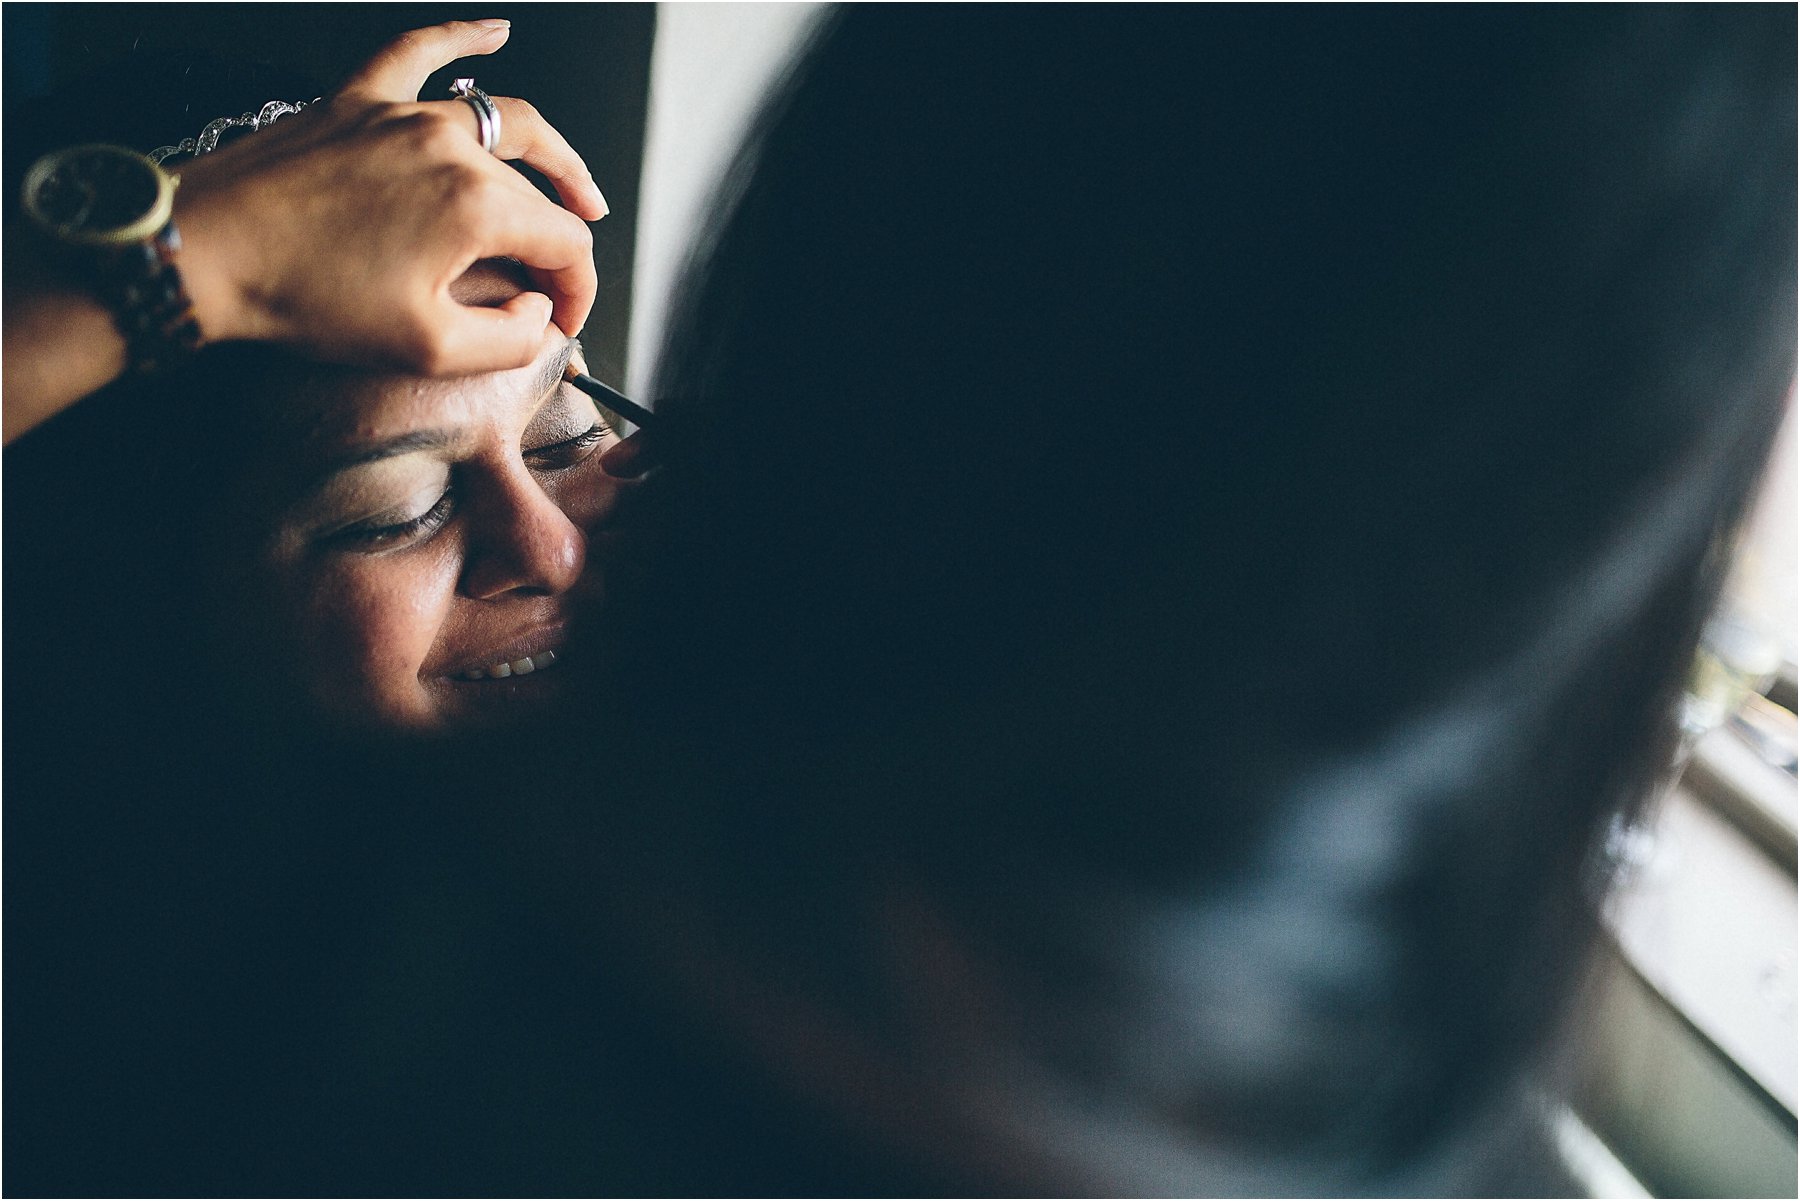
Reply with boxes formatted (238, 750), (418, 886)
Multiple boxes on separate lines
(228, 271), (632, 735)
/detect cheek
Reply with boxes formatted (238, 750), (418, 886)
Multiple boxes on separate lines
(288, 548), (463, 724)
(542, 451), (621, 531)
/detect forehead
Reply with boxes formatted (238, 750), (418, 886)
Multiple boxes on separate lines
(268, 334), (574, 460)
(208, 260), (579, 516)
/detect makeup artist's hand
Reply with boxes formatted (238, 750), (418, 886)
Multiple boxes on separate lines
(175, 18), (605, 376)
(4, 19), (604, 444)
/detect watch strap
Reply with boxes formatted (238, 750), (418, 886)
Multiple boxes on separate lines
(100, 221), (203, 375)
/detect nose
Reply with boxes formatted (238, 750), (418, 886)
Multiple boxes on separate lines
(459, 467), (587, 601)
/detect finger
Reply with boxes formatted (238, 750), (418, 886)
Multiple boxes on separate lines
(341, 19), (511, 102)
(599, 429), (660, 478)
(523, 257), (596, 342)
(490, 97), (608, 221)
(425, 290), (556, 376)
(476, 191), (598, 338)
(418, 97), (605, 221)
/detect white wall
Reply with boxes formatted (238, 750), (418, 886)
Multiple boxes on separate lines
(628, 2), (825, 397)
(1738, 399), (1798, 667)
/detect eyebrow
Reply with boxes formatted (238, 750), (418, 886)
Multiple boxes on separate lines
(539, 336), (579, 405)
(322, 428), (463, 475)
(307, 339), (581, 484)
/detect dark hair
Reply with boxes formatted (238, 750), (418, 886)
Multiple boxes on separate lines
(581, 6), (1795, 1193)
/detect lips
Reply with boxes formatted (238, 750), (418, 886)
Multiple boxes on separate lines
(437, 622), (568, 684)
(455, 647), (559, 681)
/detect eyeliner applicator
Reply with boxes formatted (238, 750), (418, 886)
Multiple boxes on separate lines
(565, 364), (658, 430)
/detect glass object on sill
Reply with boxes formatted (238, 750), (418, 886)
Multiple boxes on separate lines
(1603, 594), (1784, 892)
(1602, 811), (1666, 889)
(1601, 398), (1793, 890)
(1728, 694), (1799, 779)
(1679, 606), (1784, 745)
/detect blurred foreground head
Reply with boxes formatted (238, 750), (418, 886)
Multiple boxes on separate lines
(576, 6), (1794, 1195)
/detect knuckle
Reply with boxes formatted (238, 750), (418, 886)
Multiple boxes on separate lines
(388, 109), (439, 147)
(458, 170), (504, 210)
(441, 172), (500, 230)
(572, 209), (596, 247)
(551, 210), (594, 253)
(417, 109), (470, 155)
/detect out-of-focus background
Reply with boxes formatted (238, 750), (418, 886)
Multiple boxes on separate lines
(5, 6), (1793, 1196)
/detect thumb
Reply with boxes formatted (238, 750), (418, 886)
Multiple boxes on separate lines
(341, 19), (512, 102)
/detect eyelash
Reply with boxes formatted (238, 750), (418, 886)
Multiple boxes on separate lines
(525, 421), (612, 470)
(334, 489), (457, 550)
(328, 423), (610, 552)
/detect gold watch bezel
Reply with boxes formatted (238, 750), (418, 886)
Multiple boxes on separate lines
(21, 143), (177, 249)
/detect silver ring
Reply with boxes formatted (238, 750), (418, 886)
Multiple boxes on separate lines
(449, 78), (502, 156)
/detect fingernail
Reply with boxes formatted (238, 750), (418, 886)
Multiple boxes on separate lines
(475, 18), (511, 29)
(601, 431), (660, 478)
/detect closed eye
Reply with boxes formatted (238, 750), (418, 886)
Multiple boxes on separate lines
(525, 422), (612, 471)
(328, 489), (456, 551)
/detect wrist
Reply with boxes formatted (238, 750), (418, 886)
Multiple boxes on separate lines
(169, 181), (261, 345)
(2, 231), (130, 442)
(20, 144), (209, 376)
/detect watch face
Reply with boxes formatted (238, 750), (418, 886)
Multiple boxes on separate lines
(22, 144), (173, 247)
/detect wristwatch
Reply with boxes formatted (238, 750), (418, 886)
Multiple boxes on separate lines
(21, 143), (203, 374)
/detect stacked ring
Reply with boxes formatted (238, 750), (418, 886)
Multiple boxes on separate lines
(449, 78), (502, 156)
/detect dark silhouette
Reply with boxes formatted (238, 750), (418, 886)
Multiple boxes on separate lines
(575, 6), (1796, 1194)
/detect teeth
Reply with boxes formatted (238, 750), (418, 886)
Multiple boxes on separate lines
(455, 649), (562, 682)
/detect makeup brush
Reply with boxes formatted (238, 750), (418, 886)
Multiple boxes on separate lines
(565, 364), (657, 430)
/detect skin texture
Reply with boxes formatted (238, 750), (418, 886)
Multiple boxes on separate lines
(228, 266), (639, 734)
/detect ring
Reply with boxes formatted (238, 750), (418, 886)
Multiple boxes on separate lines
(449, 78), (502, 156)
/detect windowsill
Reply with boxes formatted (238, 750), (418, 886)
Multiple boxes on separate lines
(1554, 1105), (1650, 1199)
(1573, 779), (1798, 1196)
(1685, 714), (1798, 867)
(1605, 785), (1795, 1119)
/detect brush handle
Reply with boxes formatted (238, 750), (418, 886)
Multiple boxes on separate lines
(568, 370), (657, 430)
